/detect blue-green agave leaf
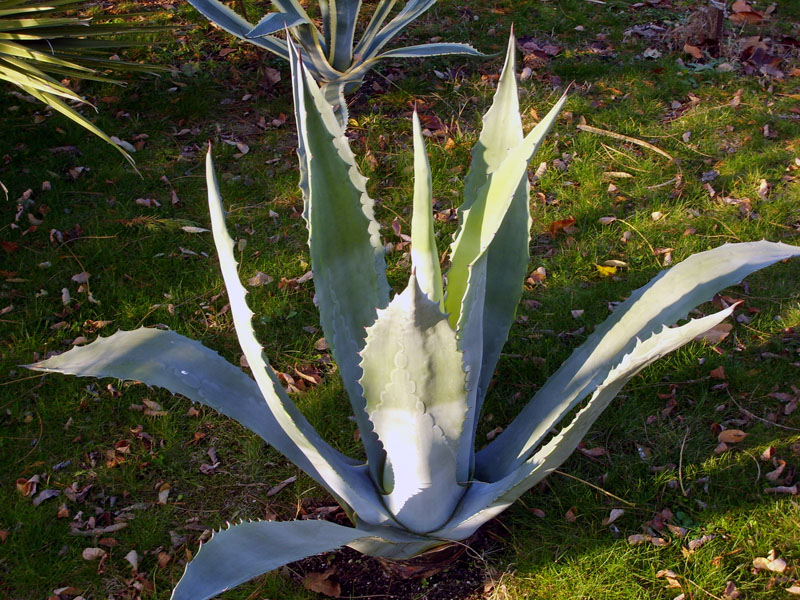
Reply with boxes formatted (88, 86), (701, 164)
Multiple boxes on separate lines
(359, 276), (468, 533)
(377, 42), (484, 59)
(270, 0), (338, 78)
(356, 0), (435, 59)
(452, 33), (534, 448)
(445, 87), (567, 330)
(438, 306), (738, 540)
(326, 0), (361, 71)
(452, 252), (488, 482)
(351, 0), (395, 58)
(410, 110), (443, 306)
(172, 520), (396, 600)
(245, 12), (308, 38)
(477, 241), (800, 480)
(205, 148), (391, 525)
(25, 327), (336, 479)
(185, 0), (289, 59)
(290, 40), (390, 485)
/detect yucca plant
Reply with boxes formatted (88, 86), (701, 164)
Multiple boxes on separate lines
(27, 36), (800, 599)
(0, 0), (167, 165)
(185, 0), (483, 122)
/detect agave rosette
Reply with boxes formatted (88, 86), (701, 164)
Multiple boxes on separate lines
(27, 36), (800, 599)
(184, 0), (483, 122)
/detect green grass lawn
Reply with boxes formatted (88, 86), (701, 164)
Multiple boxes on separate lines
(2, 0), (799, 598)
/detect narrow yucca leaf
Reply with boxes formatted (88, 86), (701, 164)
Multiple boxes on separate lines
(359, 275), (467, 532)
(410, 110), (442, 306)
(205, 149), (392, 525)
(290, 39), (390, 486)
(22, 85), (136, 167)
(445, 91), (567, 329)
(437, 306), (738, 541)
(476, 241), (800, 479)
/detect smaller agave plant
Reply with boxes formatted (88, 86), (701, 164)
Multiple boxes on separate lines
(27, 35), (800, 600)
(185, 0), (483, 121)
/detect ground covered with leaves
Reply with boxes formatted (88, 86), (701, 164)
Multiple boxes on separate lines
(2, 0), (800, 598)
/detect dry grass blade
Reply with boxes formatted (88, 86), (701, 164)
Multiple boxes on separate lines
(578, 124), (674, 162)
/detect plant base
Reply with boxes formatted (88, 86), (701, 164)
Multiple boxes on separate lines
(375, 540), (470, 580)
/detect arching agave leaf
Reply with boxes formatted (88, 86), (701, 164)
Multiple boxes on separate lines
(377, 42), (484, 59)
(185, 0), (290, 59)
(170, 520), (424, 600)
(25, 328), (330, 483)
(245, 12), (308, 38)
(476, 241), (800, 480)
(205, 148), (391, 526)
(437, 305), (738, 540)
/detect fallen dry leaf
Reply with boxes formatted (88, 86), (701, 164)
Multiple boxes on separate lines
(628, 533), (667, 546)
(718, 429), (747, 444)
(723, 580), (740, 600)
(753, 552), (786, 573)
(303, 568), (341, 597)
(684, 44), (702, 60)
(247, 271), (273, 287)
(124, 549), (140, 570)
(656, 569), (681, 588)
(710, 366), (726, 380)
(157, 482), (171, 504)
(82, 547), (106, 561)
(602, 508), (625, 526)
(765, 459), (786, 482)
(694, 323), (732, 344)
(266, 475), (297, 497)
(596, 264), (617, 277)
(16, 474), (40, 497)
(548, 216), (577, 235)
(527, 266), (547, 285)
(565, 506), (577, 523)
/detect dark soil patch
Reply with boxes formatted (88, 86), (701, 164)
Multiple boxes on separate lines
(285, 516), (504, 600)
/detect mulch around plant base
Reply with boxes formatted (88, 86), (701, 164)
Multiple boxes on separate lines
(285, 511), (504, 600)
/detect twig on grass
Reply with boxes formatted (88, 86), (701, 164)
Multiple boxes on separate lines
(553, 469), (636, 507)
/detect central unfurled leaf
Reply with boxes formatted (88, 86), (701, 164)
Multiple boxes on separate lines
(359, 276), (468, 533)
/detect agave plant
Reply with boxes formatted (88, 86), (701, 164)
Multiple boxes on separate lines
(27, 36), (800, 599)
(0, 0), (167, 165)
(185, 0), (483, 122)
